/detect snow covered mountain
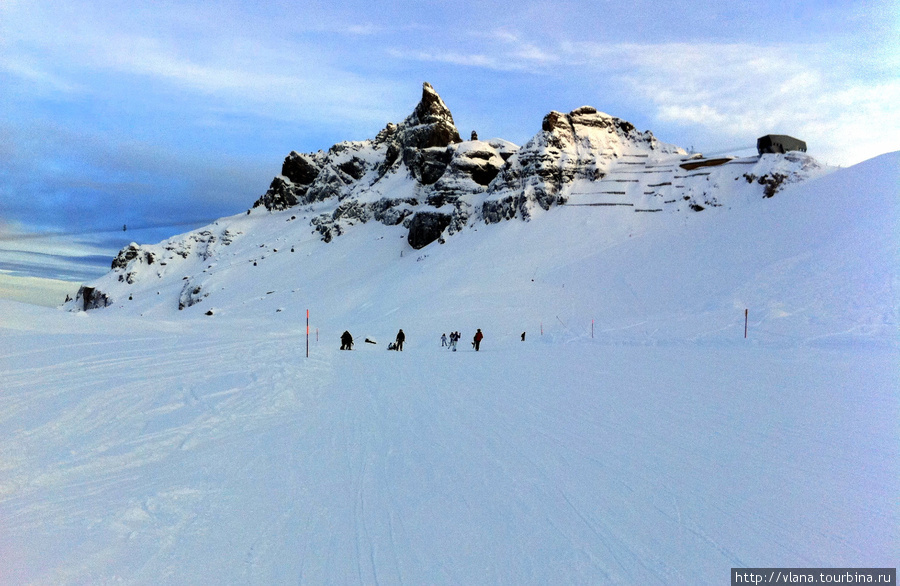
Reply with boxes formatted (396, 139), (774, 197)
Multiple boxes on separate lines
(3, 85), (897, 583)
(65, 82), (829, 320)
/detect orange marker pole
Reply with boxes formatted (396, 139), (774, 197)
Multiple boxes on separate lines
(306, 309), (310, 357)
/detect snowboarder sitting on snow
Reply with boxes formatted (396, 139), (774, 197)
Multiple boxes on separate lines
(473, 329), (483, 351)
(395, 329), (405, 351)
(340, 330), (353, 350)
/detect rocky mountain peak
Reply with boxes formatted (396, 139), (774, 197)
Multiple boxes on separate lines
(246, 82), (818, 253)
(541, 106), (641, 147)
(69, 83), (827, 313)
(410, 83), (452, 123)
(397, 81), (462, 149)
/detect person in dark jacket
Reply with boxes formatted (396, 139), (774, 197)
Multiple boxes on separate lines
(340, 330), (353, 350)
(395, 329), (405, 351)
(473, 329), (483, 351)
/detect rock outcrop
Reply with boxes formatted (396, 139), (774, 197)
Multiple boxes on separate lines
(407, 211), (453, 250)
(68, 83), (825, 312)
(252, 86), (695, 245)
(72, 286), (111, 311)
(253, 82), (480, 247)
(482, 106), (683, 221)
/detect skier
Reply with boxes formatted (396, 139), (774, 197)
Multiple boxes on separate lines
(521, 331), (526, 341)
(441, 333), (448, 347)
(340, 330), (353, 350)
(473, 329), (483, 351)
(449, 331), (458, 352)
(395, 329), (405, 351)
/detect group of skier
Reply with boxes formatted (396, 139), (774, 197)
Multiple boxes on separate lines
(340, 329), (406, 351)
(441, 329), (483, 351)
(340, 328), (485, 351)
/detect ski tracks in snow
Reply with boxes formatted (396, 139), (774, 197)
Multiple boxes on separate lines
(1, 327), (896, 584)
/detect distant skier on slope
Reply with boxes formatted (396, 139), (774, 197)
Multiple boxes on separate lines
(441, 333), (448, 347)
(473, 329), (483, 351)
(449, 331), (459, 352)
(395, 329), (405, 351)
(340, 331), (353, 350)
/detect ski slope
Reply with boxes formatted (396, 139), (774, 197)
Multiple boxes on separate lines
(1, 153), (897, 583)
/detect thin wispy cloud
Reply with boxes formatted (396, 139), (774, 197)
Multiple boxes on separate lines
(393, 33), (899, 164)
(1, 4), (406, 129)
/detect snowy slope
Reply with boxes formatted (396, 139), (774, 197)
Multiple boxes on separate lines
(63, 152), (895, 348)
(1, 324), (896, 583)
(1, 149), (897, 581)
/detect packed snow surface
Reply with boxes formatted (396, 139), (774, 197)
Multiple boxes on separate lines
(1, 153), (897, 583)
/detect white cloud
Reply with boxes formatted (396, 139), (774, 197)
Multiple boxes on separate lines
(387, 49), (518, 72)
(394, 36), (899, 165)
(1, 3), (406, 129)
(586, 42), (900, 165)
(4, 1), (897, 169)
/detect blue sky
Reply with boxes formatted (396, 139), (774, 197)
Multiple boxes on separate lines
(1, 0), (898, 286)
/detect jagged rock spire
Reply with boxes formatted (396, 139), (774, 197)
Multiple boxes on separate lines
(398, 82), (462, 149)
(406, 82), (456, 126)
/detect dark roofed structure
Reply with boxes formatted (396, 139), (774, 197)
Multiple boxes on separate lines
(757, 135), (807, 155)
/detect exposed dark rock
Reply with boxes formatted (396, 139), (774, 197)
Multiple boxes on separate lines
(112, 243), (156, 270)
(371, 198), (418, 225)
(255, 176), (299, 210)
(333, 200), (372, 224)
(254, 151), (327, 211)
(304, 167), (349, 202)
(254, 83), (469, 231)
(428, 142), (511, 209)
(281, 151), (321, 185)
(744, 172), (789, 198)
(542, 110), (570, 133)
(311, 214), (337, 242)
(337, 157), (367, 181)
(399, 82), (463, 149)
(404, 146), (453, 185)
(178, 279), (208, 310)
(470, 163), (501, 186)
(374, 123), (398, 145)
(450, 145), (505, 187)
(482, 196), (523, 224)
(407, 211), (452, 249)
(75, 285), (111, 311)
